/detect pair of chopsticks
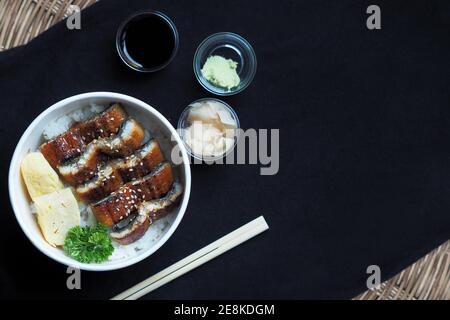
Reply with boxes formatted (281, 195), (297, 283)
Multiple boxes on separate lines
(111, 216), (269, 300)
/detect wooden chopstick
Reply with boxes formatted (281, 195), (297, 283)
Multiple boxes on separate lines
(111, 216), (269, 300)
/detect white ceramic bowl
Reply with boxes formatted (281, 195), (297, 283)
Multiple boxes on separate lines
(8, 92), (191, 271)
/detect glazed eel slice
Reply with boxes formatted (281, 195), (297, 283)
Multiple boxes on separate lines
(110, 181), (183, 245)
(76, 140), (164, 202)
(58, 118), (145, 185)
(91, 162), (174, 227)
(40, 104), (127, 168)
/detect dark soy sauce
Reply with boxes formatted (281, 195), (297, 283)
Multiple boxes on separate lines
(118, 12), (178, 72)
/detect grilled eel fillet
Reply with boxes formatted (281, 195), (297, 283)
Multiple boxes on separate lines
(91, 162), (174, 227)
(110, 181), (183, 245)
(76, 140), (164, 202)
(58, 119), (145, 185)
(40, 104), (127, 168)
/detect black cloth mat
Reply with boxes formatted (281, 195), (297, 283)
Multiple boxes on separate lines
(0, 0), (449, 299)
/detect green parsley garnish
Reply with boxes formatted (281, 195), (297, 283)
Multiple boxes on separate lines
(64, 224), (114, 263)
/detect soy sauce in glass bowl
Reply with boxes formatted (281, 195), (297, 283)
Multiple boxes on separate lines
(116, 11), (179, 73)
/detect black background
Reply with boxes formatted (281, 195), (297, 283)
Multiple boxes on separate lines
(0, 0), (449, 299)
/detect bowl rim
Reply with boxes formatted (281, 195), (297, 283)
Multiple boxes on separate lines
(8, 92), (191, 271)
(193, 32), (257, 96)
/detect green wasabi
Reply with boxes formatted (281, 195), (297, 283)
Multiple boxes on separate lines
(201, 55), (240, 90)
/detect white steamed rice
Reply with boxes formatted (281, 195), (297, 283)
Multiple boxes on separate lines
(43, 103), (105, 140)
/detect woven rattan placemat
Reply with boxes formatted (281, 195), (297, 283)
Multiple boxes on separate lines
(0, 0), (448, 300)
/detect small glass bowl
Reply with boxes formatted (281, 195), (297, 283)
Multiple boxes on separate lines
(177, 98), (240, 161)
(116, 11), (179, 73)
(193, 32), (257, 96)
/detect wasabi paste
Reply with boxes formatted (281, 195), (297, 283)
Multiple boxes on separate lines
(201, 55), (240, 90)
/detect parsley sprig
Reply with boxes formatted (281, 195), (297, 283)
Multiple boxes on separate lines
(64, 224), (114, 263)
